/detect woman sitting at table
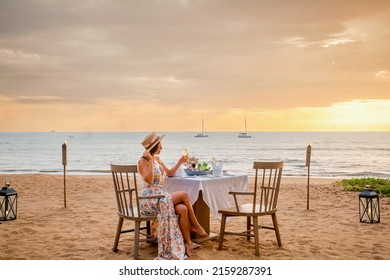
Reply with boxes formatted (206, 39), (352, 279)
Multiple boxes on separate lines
(137, 131), (208, 259)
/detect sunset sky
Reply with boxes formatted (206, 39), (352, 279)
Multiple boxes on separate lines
(1, 0), (389, 132)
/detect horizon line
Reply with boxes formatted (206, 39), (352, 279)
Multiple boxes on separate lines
(1, 130), (389, 133)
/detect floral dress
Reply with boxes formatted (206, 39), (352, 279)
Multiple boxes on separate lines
(138, 158), (186, 260)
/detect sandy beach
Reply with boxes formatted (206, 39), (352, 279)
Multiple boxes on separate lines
(1, 174), (389, 260)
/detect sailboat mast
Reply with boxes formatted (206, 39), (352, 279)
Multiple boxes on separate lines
(195, 118), (208, 137)
(238, 118), (251, 138)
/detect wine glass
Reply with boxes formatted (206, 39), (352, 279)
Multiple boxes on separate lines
(182, 147), (189, 170)
(182, 147), (188, 157)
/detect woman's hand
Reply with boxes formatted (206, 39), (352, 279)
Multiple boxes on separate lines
(143, 151), (153, 161)
(166, 155), (187, 177)
(178, 155), (188, 165)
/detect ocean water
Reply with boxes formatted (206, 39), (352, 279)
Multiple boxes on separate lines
(0, 132), (389, 178)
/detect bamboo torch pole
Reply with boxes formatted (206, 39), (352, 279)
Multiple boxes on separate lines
(306, 144), (311, 210)
(62, 141), (67, 208)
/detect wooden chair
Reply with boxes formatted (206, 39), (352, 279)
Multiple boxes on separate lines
(218, 161), (284, 256)
(111, 164), (163, 259)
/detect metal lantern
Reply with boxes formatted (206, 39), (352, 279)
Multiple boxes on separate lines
(359, 185), (380, 224)
(0, 180), (18, 221)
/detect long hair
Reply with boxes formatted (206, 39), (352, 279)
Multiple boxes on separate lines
(149, 143), (159, 155)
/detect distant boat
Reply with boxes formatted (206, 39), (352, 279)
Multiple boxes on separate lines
(238, 118), (251, 138)
(194, 118), (208, 137)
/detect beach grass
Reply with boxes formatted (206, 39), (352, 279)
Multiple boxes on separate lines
(337, 177), (390, 197)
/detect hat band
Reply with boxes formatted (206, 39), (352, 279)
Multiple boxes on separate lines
(146, 137), (160, 150)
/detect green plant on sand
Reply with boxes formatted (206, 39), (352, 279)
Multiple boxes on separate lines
(337, 177), (390, 197)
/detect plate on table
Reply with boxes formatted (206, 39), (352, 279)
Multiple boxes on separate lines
(184, 169), (211, 176)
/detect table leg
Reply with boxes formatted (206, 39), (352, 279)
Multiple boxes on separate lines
(192, 190), (210, 237)
(191, 190), (219, 242)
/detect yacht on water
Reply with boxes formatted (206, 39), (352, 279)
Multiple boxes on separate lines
(194, 118), (208, 137)
(238, 118), (251, 138)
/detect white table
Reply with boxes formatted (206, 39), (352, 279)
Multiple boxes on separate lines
(164, 173), (248, 239)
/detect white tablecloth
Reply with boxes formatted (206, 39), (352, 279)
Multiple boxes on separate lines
(164, 174), (248, 221)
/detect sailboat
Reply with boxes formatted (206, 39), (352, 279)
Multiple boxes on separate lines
(194, 118), (208, 137)
(238, 118), (251, 138)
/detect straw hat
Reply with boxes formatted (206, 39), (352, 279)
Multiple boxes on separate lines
(141, 131), (165, 151)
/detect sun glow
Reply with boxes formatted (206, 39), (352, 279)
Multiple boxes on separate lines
(231, 99), (390, 132)
(247, 99), (390, 131)
(1, 94), (389, 132)
(323, 100), (390, 131)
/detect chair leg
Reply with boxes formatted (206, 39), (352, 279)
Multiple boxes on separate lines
(218, 214), (227, 250)
(146, 220), (151, 237)
(112, 217), (124, 253)
(145, 220), (153, 243)
(272, 213), (282, 247)
(253, 216), (260, 256)
(246, 217), (251, 240)
(133, 221), (141, 260)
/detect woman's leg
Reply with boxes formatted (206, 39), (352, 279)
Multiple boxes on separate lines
(171, 191), (208, 237)
(175, 203), (192, 257)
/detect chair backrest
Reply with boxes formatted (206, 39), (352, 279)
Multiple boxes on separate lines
(111, 164), (141, 218)
(252, 161), (283, 213)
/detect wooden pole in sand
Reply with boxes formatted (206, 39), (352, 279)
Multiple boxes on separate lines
(62, 142), (67, 208)
(305, 144), (311, 210)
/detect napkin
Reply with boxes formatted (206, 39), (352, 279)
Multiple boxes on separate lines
(211, 160), (223, 177)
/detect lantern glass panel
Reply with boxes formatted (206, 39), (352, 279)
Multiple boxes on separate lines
(359, 193), (380, 224)
(0, 185), (18, 221)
